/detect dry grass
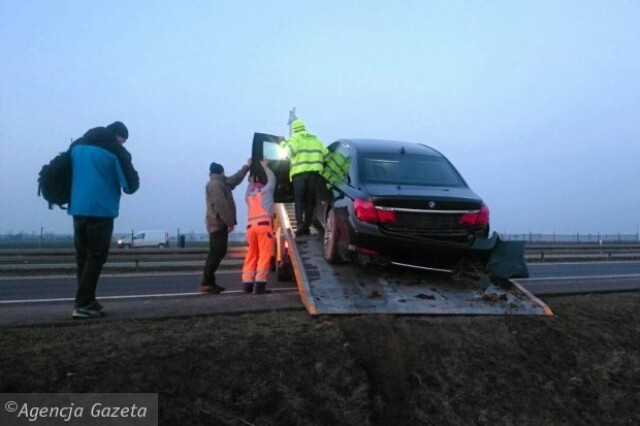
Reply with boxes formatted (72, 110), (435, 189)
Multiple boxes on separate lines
(1, 293), (639, 425)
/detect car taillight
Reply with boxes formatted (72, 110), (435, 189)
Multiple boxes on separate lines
(354, 199), (377, 223)
(376, 207), (397, 224)
(354, 199), (397, 224)
(477, 204), (489, 226)
(459, 204), (490, 227)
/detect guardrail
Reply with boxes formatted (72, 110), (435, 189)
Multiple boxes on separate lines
(1, 244), (639, 275)
(0, 246), (247, 274)
(0, 246), (246, 262)
(524, 243), (640, 262)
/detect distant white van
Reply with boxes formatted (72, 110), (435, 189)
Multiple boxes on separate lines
(117, 230), (169, 249)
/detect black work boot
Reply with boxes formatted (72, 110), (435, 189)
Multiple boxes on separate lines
(243, 282), (254, 293)
(254, 282), (271, 294)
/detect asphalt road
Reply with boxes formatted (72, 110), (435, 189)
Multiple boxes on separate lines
(517, 261), (640, 295)
(1, 261), (639, 326)
(0, 270), (297, 302)
(526, 261), (640, 278)
(0, 269), (300, 326)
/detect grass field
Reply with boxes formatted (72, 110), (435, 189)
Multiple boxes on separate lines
(1, 293), (639, 425)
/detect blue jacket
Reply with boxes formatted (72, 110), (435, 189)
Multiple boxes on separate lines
(68, 127), (139, 218)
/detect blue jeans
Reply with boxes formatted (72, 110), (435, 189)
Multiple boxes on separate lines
(292, 172), (318, 231)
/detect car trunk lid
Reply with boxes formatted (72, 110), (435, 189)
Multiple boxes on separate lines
(360, 183), (485, 243)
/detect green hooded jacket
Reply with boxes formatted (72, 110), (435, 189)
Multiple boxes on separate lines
(280, 119), (328, 181)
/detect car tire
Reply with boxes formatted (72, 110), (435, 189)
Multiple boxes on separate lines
(157, 244), (165, 249)
(324, 209), (343, 264)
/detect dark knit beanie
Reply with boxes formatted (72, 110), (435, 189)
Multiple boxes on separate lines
(209, 162), (224, 174)
(106, 121), (129, 139)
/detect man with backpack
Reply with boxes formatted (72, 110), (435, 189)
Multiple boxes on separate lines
(68, 121), (139, 319)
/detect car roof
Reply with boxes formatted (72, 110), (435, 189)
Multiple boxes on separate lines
(336, 138), (444, 157)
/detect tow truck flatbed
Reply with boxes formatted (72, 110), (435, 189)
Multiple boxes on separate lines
(275, 204), (553, 316)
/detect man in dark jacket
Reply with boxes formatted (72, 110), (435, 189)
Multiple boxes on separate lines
(200, 159), (251, 294)
(68, 121), (139, 319)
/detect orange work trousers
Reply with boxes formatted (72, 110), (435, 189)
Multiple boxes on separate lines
(242, 222), (274, 284)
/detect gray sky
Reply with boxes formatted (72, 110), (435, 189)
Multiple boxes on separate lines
(1, 0), (639, 236)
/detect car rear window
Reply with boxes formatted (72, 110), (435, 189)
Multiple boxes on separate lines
(361, 155), (466, 187)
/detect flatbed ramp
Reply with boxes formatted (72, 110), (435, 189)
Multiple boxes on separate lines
(276, 204), (552, 316)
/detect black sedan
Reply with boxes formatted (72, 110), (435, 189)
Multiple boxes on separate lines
(253, 134), (493, 270)
(315, 139), (490, 268)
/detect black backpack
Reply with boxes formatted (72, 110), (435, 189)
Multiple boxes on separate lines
(38, 150), (72, 209)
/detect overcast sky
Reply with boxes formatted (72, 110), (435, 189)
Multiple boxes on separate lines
(1, 0), (639, 236)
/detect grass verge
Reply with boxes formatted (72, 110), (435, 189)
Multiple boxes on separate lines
(1, 293), (639, 425)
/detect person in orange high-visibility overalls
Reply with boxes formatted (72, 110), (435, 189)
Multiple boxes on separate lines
(242, 159), (276, 294)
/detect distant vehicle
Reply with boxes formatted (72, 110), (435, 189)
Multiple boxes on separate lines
(117, 230), (169, 249)
(254, 135), (491, 269)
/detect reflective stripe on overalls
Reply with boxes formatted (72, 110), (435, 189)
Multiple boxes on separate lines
(242, 192), (274, 284)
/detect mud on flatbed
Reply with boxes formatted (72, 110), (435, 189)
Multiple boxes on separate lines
(275, 200), (551, 316)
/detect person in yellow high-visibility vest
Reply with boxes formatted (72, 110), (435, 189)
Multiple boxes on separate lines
(279, 118), (328, 237)
(241, 159), (276, 294)
(321, 149), (350, 188)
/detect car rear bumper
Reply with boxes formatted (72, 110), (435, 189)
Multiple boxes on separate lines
(346, 219), (486, 267)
